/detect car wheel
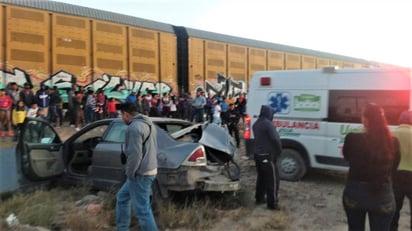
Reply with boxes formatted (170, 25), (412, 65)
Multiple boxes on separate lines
(277, 149), (307, 181)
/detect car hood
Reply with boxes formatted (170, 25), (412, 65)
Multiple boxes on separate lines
(171, 123), (237, 157)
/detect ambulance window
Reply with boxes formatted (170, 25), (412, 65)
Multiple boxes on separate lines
(328, 90), (409, 125)
(331, 96), (362, 123)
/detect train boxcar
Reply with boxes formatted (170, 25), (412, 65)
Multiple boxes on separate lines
(183, 27), (369, 97)
(0, 0), (370, 104)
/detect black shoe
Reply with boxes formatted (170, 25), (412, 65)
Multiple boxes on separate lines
(255, 199), (266, 205)
(267, 203), (280, 210)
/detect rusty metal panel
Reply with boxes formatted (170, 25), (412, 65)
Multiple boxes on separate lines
(159, 32), (177, 94)
(301, 55), (316, 69)
(188, 37), (204, 93)
(268, 50), (284, 70)
(0, 0), (175, 34)
(205, 40), (226, 86)
(316, 57), (330, 68)
(343, 62), (355, 68)
(353, 63), (364, 68)
(92, 20), (126, 76)
(129, 27), (158, 80)
(285, 52), (301, 70)
(6, 6), (49, 75)
(249, 48), (266, 78)
(52, 13), (91, 84)
(228, 44), (247, 82)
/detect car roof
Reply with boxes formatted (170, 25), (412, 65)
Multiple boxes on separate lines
(111, 117), (193, 124)
(149, 117), (193, 123)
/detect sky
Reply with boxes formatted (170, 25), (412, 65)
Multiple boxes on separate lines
(54, 0), (412, 68)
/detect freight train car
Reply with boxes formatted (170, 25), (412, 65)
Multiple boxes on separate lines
(0, 0), (370, 103)
(182, 28), (369, 97)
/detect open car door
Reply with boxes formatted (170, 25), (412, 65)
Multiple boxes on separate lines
(17, 118), (64, 181)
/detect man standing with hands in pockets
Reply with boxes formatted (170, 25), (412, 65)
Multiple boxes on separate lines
(253, 105), (282, 210)
(116, 102), (158, 231)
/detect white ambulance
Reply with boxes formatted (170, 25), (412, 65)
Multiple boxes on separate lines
(243, 66), (412, 181)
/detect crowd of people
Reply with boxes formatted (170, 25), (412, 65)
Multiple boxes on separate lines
(0, 82), (66, 140)
(0, 82), (247, 145)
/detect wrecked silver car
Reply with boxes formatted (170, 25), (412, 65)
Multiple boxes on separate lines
(16, 117), (240, 198)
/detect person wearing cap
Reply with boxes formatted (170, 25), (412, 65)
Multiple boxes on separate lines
(19, 82), (35, 109)
(391, 110), (412, 230)
(252, 105), (282, 210)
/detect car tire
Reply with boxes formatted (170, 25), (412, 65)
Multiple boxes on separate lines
(277, 148), (307, 181)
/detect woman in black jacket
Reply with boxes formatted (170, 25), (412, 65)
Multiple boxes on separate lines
(342, 103), (400, 231)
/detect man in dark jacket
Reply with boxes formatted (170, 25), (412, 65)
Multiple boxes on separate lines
(253, 105), (282, 210)
(48, 86), (62, 127)
(20, 82), (35, 109)
(35, 84), (50, 118)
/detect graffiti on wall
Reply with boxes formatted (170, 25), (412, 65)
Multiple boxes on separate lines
(1, 68), (248, 103)
(204, 73), (246, 98)
(0, 68), (32, 88)
(0, 68), (174, 103)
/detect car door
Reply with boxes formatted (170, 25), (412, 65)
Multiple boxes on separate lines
(17, 117), (64, 181)
(89, 121), (127, 190)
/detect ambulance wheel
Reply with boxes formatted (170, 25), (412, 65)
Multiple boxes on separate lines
(277, 149), (307, 181)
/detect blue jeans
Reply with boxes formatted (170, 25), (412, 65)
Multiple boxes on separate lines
(343, 181), (395, 231)
(116, 175), (158, 231)
(85, 107), (95, 123)
(193, 108), (204, 123)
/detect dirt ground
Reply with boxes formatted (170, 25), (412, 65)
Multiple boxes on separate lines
(234, 155), (348, 231)
(228, 144), (412, 231)
(51, 124), (412, 230)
